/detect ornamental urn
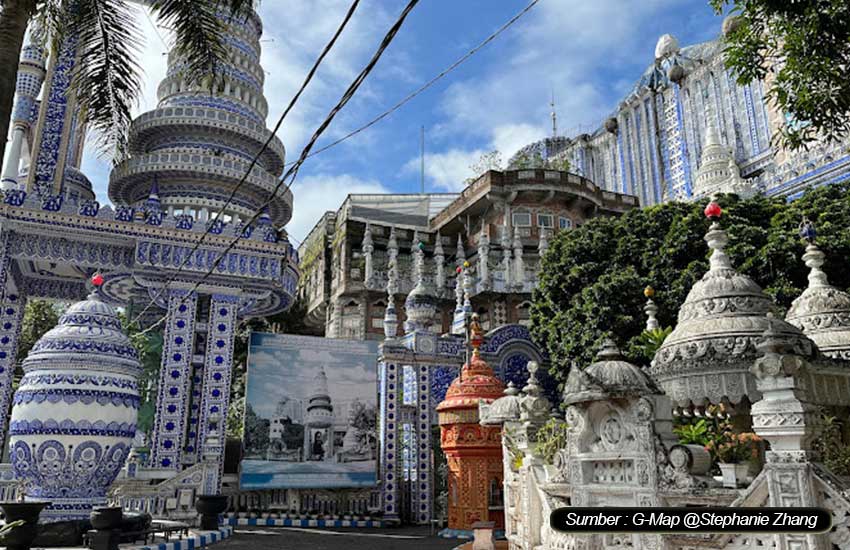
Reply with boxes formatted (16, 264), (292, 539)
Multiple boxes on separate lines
(9, 290), (141, 521)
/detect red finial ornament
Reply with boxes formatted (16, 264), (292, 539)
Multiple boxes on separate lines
(456, 266), (463, 274)
(704, 201), (722, 220)
(91, 273), (104, 287)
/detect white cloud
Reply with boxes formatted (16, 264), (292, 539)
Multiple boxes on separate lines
(287, 173), (389, 244)
(418, 0), (697, 192)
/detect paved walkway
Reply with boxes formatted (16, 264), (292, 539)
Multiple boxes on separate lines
(218, 526), (459, 550)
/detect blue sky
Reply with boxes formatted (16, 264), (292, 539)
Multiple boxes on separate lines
(79, 0), (724, 243)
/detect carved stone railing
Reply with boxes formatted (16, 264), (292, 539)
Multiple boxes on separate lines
(109, 463), (215, 521)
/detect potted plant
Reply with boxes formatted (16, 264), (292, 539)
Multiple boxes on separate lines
(195, 495), (229, 531)
(706, 430), (762, 488)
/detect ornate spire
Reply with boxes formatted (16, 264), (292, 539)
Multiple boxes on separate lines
(786, 219), (850, 359)
(455, 234), (465, 266)
(538, 227), (549, 257)
(362, 223), (374, 287)
(383, 252), (399, 339)
(644, 286), (659, 331)
(434, 232), (445, 293)
(693, 117), (751, 199)
(501, 228), (512, 287)
(477, 232), (490, 290)
(513, 225), (525, 288)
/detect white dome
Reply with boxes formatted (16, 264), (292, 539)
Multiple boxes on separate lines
(655, 34), (680, 60)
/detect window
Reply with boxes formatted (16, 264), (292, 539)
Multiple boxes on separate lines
(512, 212), (531, 227)
(537, 214), (553, 228)
(559, 217), (573, 230)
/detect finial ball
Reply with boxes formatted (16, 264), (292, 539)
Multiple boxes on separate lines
(417, 242), (425, 250)
(644, 286), (655, 298)
(91, 273), (104, 287)
(463, 261), (470, 268)
(704, 201), (722, 220)
(456, 266), (463, 274)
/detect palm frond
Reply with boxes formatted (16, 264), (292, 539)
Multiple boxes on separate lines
(149, 0), (244, 88)
(68, 0), (143, 157)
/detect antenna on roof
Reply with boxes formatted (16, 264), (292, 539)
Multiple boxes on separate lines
(420, 125), (426, 195)
(550, 87), (558, 138)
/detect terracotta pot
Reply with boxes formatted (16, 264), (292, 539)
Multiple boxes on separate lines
(1, 501), (49, 550)
(195, 495), (228, 531)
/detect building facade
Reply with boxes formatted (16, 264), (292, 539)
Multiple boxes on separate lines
(0, 6), (298, 510)
(298, 169), (637, 340)
(527, 31), (850, 205)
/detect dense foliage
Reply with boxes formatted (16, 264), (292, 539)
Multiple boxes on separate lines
(711, 0), (850, 149)
(531, 183), (850, 381)
(17, 299), (61, 362)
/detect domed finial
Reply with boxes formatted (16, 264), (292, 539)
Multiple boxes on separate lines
(596, 338), (623, 361)
(504, 381), (519, 397)
(704, 199), (732, 271)
(798, 220), (829, 288)
(704, 199), (722, 220)
(522, 361), (542, 396)
(798, 217), (817, 243)
(644, 287), (659, 331)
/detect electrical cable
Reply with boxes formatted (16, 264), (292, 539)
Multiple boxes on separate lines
(126, 0), (361, 328)
(131, 0), (420, 335)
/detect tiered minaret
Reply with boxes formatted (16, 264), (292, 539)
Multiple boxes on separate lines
(110, 8), (290, 227)
(304, 367), (334, 461)
(2, 39), (46, 190)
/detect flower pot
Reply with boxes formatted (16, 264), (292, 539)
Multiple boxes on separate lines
(719, 463), (749, 488)
(90, 506), (123, 530)
(195, 495), (229, 531)
(1, 501), (50, 550)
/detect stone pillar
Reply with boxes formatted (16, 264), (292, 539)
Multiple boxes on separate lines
(379, 360), (403, 522)
(750, 319), (827, 550)
(362, 223), (374, 288)
(2, 41), (46, 189)
(150, 289), (199, 469)
(477, 233), (490, 291)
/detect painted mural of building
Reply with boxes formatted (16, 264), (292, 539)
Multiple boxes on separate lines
(297, 169), (638, 341)
(532, 30), (850, 205)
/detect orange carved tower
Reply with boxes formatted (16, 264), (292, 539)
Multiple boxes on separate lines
(436, 314), (506, 531)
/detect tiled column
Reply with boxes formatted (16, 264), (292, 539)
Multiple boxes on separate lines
(150, 289), (198, 469)
(413, 364), (433, 524)
(0, 291), (25, 447)
(379, 360), (403, 521)
(197, 294), (239, 493)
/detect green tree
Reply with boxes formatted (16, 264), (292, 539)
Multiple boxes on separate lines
(17, 299), (60, 362)
(124, 317), (163, 443)
(531, 184), (850, 381)
(0, 0), (252, 162)
(711, 0), (850, 149)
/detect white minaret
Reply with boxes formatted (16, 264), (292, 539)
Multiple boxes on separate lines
(362, 223), (374, 287)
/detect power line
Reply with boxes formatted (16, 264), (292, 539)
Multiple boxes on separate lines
(132, 0), (420, 335)
(286, 0), (542, 166)
(127, 0), (361, 328)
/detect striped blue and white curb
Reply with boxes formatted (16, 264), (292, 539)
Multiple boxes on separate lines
(226, 517), (385, 528)
(130, 526), (233, 550)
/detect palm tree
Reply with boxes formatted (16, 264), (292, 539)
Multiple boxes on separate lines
(0, 0), (252, 164)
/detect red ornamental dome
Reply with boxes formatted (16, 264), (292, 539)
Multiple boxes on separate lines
(436, 354), (506, 414)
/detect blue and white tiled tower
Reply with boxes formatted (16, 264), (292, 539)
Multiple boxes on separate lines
(9, 288), (141, 521)
(110, 8), (289, 226)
